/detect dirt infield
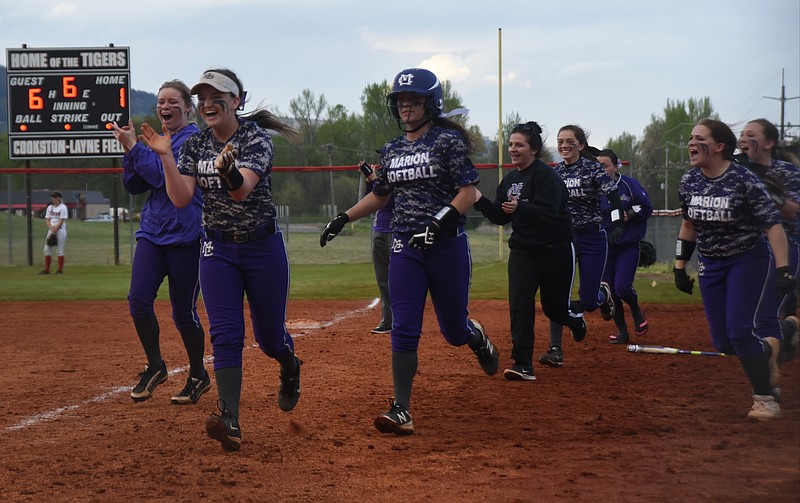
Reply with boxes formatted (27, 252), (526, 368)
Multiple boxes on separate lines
(1, 300), (798, 502)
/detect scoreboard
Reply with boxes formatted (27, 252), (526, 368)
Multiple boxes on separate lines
(6, 46), (130, 159)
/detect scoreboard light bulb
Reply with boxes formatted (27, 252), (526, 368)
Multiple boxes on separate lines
(64, 124), (72, 131)
(105, 123), (113, 130)
(20, 125), (28, 132)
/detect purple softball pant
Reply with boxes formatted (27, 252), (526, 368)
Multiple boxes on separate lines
(573, 229), (609, 312)
(388, 230), (473, 353)
(128, 238), (202, 331)
(779, 239), (799, 317)
(199, 231), (294, 370)
(602, 241), (640, 299)
(698, 242), (771, 357)
(756, 238), (799, 339)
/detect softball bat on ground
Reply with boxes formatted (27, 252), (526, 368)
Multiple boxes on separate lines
(627, 344), (728, 356)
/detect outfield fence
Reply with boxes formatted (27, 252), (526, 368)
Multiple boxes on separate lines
(0, 165), (683, 268)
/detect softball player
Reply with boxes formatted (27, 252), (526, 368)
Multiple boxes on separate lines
(140, 68), (301, 452)
(112, 79), (209, 405)
(473, 121), (585, 381)
(737, 119), (800, 364)
(674, 118), (794, 421)
(540, 125), (620, 367)
(597, 149), (653, 345)
(40, 191), (67, 274)
(362, 164), (394, 334)
(320, 67), (500, 435)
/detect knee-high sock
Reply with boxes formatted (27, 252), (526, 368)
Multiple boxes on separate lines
(43, 256), (51, 272)
(214, 366), (242, 418)
(392, 351), (417, 410)
(622, 293), (644, 325)
(612, 297), (628, 336)
(57, 256), (64, 271)
(178, 323), (206, 379)
(549, 319), (563, 348)
(133, 315), (162, 369)
(738, 352), (772, 396)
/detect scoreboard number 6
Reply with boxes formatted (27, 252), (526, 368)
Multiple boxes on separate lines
(27, 77), (127, 110)
(28, 87), (44, 110)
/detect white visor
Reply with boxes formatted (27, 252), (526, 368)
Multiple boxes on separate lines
(190, 71), (239, 97)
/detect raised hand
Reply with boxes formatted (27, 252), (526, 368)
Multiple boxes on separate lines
(111, 120), (137, 151)
(139, 123), (172, 156)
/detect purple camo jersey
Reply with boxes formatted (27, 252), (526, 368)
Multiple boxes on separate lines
(554, 156), (617, 229)
(679, 161), (781, 258)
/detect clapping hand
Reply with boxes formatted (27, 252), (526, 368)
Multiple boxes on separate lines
(111, 120), (137, 151)
(139, 123), (172, 156)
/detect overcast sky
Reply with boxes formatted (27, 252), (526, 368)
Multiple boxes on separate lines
(2, 0), (798, 152)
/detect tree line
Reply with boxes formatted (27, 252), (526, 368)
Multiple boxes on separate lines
(3, 72), (796, 215)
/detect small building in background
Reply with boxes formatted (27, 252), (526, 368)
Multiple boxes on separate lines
(1, 189), (110, 220)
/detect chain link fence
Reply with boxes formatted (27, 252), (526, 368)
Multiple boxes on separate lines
(1, 166), (682, 267)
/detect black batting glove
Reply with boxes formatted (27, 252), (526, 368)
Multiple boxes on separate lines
(776, 266), (796, 296)
(320, 213), (349, 247)
(407, 204), (460, 251)
(673, 267), (694, 295)
(606, 225), (625, 245)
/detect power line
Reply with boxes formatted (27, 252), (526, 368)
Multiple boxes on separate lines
(763, 68), (800, 140)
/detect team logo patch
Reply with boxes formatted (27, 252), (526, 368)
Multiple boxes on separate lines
(507, 182), (523, 200)
(397, 73), (414, 86)
(201, 240), (214, 257)
(391, 237), (404, 253)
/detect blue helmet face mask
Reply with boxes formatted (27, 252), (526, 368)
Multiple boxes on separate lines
(386, 68), (444, 132)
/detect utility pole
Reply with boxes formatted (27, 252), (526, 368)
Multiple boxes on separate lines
(763, 68), (800, 140)
(324, 144), (337, 219)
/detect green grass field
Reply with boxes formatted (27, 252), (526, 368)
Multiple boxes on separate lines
(0, 213), (698, 303)
(0, 261), (698, 304)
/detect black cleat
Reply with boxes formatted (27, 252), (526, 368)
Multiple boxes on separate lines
(278, 356), (302, 412)
(599, 282), (615, 321)
(570, 316), (587, 342)
(130, 362), (168, 402)
(206, 400), (241, 452)
(469, 319), (499, 375)
(171, 372), (212, 405)
(374, 398), (414, 435)
(538, 346), (563, 367)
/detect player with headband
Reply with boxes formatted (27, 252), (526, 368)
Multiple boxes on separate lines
(140, 68), (302, 451)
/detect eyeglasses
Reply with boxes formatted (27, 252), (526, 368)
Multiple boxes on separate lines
(397, 101), (425, 110)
